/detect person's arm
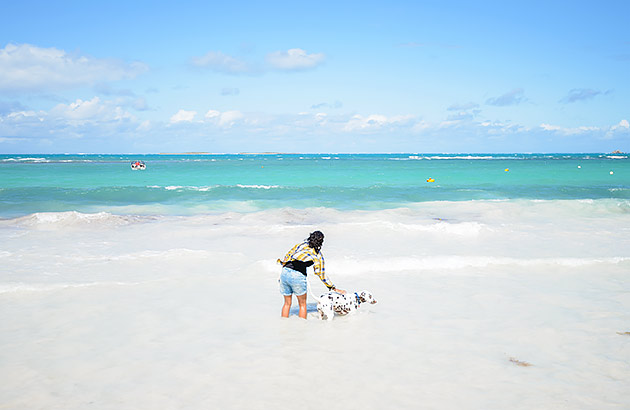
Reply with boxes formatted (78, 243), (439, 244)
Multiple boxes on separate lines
(312, 253), (346, 293)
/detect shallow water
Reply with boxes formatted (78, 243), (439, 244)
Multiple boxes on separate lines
(0, 201), (628, 409)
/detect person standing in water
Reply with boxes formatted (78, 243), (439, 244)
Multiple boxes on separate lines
(278, 231), (346, 319)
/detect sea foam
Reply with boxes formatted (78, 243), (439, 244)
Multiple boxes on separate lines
(3, 211), (155, 229)
(1, 200), (629, 410)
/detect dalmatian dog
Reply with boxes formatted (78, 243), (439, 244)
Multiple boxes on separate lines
(316, 290), (377, 320)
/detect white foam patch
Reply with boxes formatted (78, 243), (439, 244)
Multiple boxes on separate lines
(0, 280), (154, 294)
(1, 157), (49, 162)
(236, 184), (280, 189)
(325, 255), (630, 275)
(377, 220), (486, 236)
(147, 184), (280, 191)
(44, 248), (214, 263)
(3, 211), (156, 229)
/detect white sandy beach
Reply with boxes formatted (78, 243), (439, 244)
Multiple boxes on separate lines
(0, 200), (629, 409)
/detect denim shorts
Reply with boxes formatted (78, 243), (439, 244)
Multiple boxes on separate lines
(279, 266), (307, 296)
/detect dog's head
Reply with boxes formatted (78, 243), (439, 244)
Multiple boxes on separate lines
(356, 291), (377, 304)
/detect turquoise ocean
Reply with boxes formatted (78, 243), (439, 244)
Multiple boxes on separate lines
(2, 152), (629, 410)
(1, 153), (628, 217)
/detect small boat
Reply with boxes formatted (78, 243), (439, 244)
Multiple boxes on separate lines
(131, 161), (146, 170)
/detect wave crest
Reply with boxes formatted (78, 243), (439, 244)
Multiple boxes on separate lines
(329, 255), (630, 275)
(3, 211), (155, 228)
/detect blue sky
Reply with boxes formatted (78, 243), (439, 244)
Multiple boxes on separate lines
(1, 0), (628, 153)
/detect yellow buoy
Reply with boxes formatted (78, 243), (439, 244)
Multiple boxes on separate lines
(426, 178), (435, 183)
(504, 168), (509, 172)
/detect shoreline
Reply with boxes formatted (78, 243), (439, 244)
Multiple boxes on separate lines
(1, 195), (628, 410)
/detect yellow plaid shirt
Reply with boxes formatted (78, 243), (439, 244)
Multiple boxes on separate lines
(281, 241), (335, 289)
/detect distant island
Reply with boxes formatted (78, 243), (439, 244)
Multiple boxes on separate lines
(237, 152), (295, 155)
(611, 150), (624, 154)
(158, 152), (223, 155)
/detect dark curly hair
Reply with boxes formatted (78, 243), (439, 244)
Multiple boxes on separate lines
(307, 231), (324, 253)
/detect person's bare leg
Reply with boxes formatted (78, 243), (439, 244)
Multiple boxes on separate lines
(281, 295), (292, 317)
(296, 293), (307, 319)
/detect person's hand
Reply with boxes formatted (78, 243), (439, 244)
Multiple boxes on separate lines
(334, 288), (346, 294)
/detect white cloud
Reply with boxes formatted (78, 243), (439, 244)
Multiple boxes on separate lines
(51, 97), (104, 120)
(445, 102), (481, 122)
(345, 114), (388, 130)
(540, 123), (599, 135)
(266, 48), (325, 70)
(411, 120), (431, 132)
(49, 97), (135, 122)
(191, 51), (253, 74)
(343, 114), (415, 131)
(540, 123), (562, 132)
(3, 100), (626, 153)
(446, 111), (478, 122)
(0, 96), (141, 143)
(204, 110), (220, 119)
(137, 120), (152, 132)
(6, 110), (41, 120)
(203, 109), (244, 128)
(0, 43), (148, 93)
(486, 88), (526, 107)
(218, 110), (244, 127)
(311, 100), (343, 109)
(0, 137), (28, 143)
(447, 102), (479, 111)
(170, 109), (198, 123)
(191, 48), (325, 75)
(473, 120), (527, 135)
(540, 119), (630, 140)
(604, 119), (630, 139)
(612, 119), (629, 130)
